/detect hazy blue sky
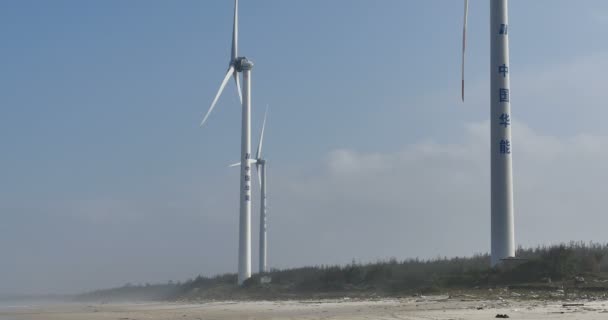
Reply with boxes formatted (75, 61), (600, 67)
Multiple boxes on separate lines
(3, 0), (608, 294)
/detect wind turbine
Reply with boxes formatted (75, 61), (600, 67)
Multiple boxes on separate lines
(255, 107), (268, 274)
(201, 0), (254, 285)
(229, 106), (269, 274)
(462, 0), (515, 266)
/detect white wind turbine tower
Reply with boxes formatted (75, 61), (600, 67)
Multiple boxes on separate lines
(462, 0), (515, 266)
(229, 106), (269, 274)
(201, 0), (254, 285)
(255, 107), (269, 274)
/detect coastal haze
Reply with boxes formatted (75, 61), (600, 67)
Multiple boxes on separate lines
(2, 0), (608, 301)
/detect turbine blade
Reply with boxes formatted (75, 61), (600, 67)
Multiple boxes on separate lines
(231, 0), (238, 61)
(234, 72), (242, 105)
(256, 105), (268, 160)
(201, 66), (235, 127)
(256, 163), (262, 187)
(461, 0), (469, 102)
(228, 162), (241, 167)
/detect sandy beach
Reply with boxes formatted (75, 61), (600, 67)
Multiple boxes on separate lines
(2, 297), (608, 320)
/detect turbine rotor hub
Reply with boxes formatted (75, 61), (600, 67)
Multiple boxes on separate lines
(234, 57), (254, 72)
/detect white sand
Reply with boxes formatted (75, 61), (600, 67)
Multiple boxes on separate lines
(2, 297), (608, 319)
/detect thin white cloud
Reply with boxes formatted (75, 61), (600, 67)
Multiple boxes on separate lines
(268, 120), (608, 269)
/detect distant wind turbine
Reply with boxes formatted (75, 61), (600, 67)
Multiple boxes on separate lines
(462, 0), (515, 266)
(230, 106), (269, 274)
(255, 107), (269, 274)
(201, 0), (255, 285)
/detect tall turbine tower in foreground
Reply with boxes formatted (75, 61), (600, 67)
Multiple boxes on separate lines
(462, 0), (515, 266)
(201, 0), (254, 285)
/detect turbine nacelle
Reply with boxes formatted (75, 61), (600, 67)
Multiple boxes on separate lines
(233, 57), (254, 72)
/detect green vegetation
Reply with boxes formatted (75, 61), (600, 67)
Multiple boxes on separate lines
(78, 242), (608, 302)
